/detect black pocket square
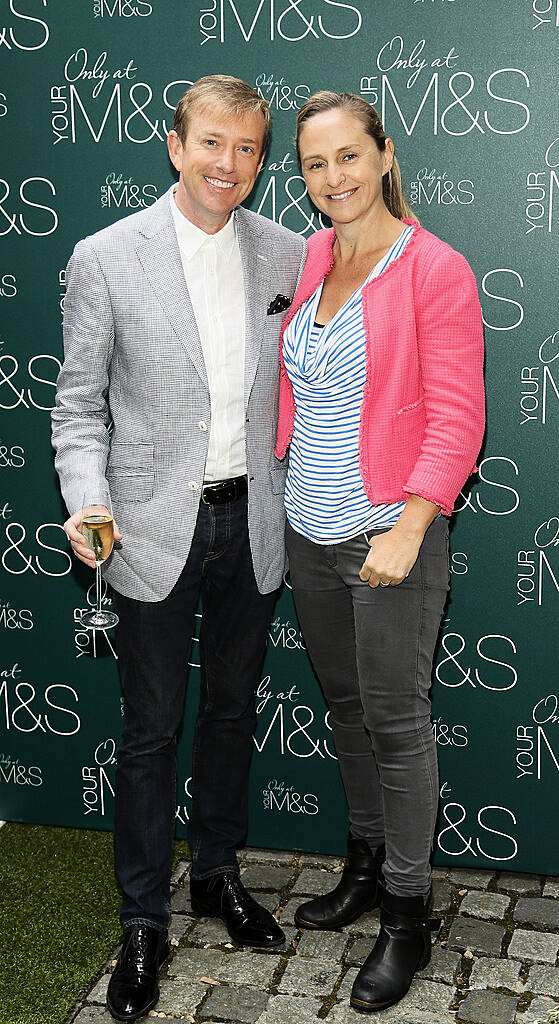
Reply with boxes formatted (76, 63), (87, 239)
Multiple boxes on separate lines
(267, 294), (291, 315)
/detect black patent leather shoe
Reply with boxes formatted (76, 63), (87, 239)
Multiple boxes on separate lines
(190, 872), (285, 948)
(106, 923), (170, 1021)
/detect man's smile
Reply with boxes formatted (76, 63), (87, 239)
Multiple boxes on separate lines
(204, 176), (237, 190)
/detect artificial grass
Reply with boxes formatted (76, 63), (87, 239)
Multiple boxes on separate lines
(0, 822), (189, 1024)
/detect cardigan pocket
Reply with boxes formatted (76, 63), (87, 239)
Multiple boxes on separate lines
(392, 400), (425, 465)
(396, 396), (425, 417)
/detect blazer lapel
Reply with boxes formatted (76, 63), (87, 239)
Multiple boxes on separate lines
(135, 187), (208, 388)
(236, 207), (271, 406)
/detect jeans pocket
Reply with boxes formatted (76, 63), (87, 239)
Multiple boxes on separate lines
(420, 519), (450, 592)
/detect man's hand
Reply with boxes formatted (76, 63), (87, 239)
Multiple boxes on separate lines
(359, 526), (421, 588)
(64, 505), (122, 568)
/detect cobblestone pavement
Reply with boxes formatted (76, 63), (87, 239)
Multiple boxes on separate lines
(69, 850), (559, 1024)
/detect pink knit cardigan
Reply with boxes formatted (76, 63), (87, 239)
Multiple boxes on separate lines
(275, 222), (485, 516)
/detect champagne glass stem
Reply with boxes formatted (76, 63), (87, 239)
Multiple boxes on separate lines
(96, 563), (102, 616)
(79, 495), (119, 631)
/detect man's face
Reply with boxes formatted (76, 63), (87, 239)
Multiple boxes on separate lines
(168, 104), (265, 233)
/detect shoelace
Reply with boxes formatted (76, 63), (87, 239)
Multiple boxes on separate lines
(122, 928), (151, 969)
(210, 873), (251, 914)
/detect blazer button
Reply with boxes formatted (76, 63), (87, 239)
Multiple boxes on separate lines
(188, 481), (199, 491)
(198, 420), (208, 431)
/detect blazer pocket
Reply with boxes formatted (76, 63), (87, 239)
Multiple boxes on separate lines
(270, 465), (287, 494)
(107, 441), (154, 503)
(107, 472), (153, 503)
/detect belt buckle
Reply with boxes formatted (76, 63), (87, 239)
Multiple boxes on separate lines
(202, 480), (228, 505)
(201, 483), (217, 505)
(202, 476), (245, 505)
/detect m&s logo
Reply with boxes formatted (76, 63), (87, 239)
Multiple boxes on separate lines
(0, 1), (49, 51)
(198, 0), (362, 47)
(93, 0), (152, 15)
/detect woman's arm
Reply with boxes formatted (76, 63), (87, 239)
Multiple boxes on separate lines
(402, 246), (485, 514)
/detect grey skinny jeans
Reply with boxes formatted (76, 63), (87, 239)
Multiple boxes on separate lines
(286, 516), (449, 897)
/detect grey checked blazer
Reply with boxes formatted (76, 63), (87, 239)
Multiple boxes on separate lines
(52, 185), (306, 600)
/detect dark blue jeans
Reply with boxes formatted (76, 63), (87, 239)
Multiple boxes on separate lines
(113, 495), (277, 932)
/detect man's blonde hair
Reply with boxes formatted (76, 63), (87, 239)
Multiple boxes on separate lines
(173, 75), (271, 157)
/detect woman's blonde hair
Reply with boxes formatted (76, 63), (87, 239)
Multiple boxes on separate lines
(296, 90), (417, 222)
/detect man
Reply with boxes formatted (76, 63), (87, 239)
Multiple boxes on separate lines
(52, 75), (306, 1022)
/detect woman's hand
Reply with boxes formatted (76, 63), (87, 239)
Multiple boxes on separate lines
(359, 495), (440, 588)
(359, 526), (421, 588)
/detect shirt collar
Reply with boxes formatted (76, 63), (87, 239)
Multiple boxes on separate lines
(170, 187), (237, 261)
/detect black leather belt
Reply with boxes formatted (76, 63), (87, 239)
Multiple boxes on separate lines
(201, 475), (248, 505)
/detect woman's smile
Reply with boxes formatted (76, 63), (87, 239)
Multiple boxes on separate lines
(298, 108), (392, 226)
(325, 186), (359, 201)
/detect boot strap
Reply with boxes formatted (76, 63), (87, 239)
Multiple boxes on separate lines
(382, 907), (431, 933)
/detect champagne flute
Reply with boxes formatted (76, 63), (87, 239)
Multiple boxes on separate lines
(79, 494), (119, 630)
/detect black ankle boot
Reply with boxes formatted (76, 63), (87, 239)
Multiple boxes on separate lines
(294, 836), (385, 930)
(350, 883), (431, 1013)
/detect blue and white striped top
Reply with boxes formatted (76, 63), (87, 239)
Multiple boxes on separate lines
(284, 225), (414, 544)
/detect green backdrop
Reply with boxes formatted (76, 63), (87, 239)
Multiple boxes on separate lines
(1, 0), (558, 872)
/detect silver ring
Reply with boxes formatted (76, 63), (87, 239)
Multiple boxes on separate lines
(380, 581), (389, 587)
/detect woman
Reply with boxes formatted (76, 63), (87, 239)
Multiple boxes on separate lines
(275, 91), (485, 1013)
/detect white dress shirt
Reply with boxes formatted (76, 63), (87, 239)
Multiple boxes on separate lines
(170, 189), (246, 482)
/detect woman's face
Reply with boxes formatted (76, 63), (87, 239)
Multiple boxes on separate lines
(298, 108), (394, 225)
